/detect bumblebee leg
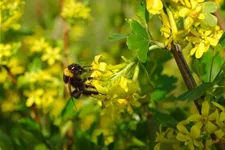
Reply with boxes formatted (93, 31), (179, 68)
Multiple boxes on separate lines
(71, 89), (82, 99)
(83, 90), (99, 96)
(84, 84), (96, 89)
(82, 77), (94, 83)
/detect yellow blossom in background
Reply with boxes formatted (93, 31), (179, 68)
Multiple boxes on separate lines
(61, 0), (91, 24)
(154, 127), (178, 150)
(24, 88), (44, 107)
(80, 114), (96, 130)
(22, 71), (52, 84)
(70, 25), (85, 41)
(41, 47), (62, 66)
(41, 90), (57, 109)
(0, 69), (8, 83)
(1, 91), (20, 112)
(0, 0), (24, 31)
(50, 99), (65, 118)
(213, 0), (224, 6)
(0, 43), (12, 64)
(8, 57), (24, 74)
(30, 37), (49, 53)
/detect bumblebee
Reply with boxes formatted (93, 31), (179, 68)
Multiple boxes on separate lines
(63, 63), (99, 98)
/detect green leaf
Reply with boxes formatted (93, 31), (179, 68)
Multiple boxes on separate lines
(213, 62), (225, 84)
(204, 13), (217, 27)
(29, 58), (43, 71)
(151, 90), (167, 101)
(127, 20), (149, 63)
(136, 2), (148, 24)
(218, 31), (225, 48)
(61, 98), (76, 120)
(34, 144), (49, 150)
(176, 82), (213, 101)
(203, 2), (217, 13)
(201, 51), (224, 82)
(150, 108), (177, 127)
(108, 33), (128, 41)
(0, 130), (13, 150)
(19, 118), (41, 132)
(191, 59), (206, 80)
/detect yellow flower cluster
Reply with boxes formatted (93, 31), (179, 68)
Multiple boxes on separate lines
(176, 100), (225, 149)
(154, 100), (225, 150)
(0, 43), (24, 83)
(61, 0), (91, 24)
(0, 0), (24, 31)
(19, 69), (64, 114)
(84, 55), (141, 124)
(24, 37), (62, 66)
(146, 0), (223, 58)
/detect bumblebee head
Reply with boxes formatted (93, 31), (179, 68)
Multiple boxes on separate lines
(68, 63), (85, 75)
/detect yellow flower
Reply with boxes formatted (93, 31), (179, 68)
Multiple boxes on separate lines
(119, 76), (130, 92)
(1, 91), (20, 112)
(154, 127), (176, 150)
(8, 57), (24, 74)
(24, 89), (44, 107)
(41, 47), (62, 65)
(187, 26), (223, 58)
(176, 0), (205, 29)
(0, 0), (24, 31)
(61, 0), (91, 24)
(187, 101), (218, 133)
(160, 9), (179, 49)
(0, 43), (12, 57)
(212, 102), (225, 139)
(176, 122), (204, 150)
(146, 0), (163, 14)
(41, 90), (57, 108)
(31, 37), (49, 53)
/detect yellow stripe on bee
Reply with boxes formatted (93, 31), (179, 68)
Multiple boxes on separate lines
(64, 68), (73, 77)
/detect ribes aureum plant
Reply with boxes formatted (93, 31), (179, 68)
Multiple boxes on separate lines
(0, 0), (224, 149)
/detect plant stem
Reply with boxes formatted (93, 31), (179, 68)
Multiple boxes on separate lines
(171, 43), (225, 150)
(170, 44), (201, 111)
(214, 10), (225, 31)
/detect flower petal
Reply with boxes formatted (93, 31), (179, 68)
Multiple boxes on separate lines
(201, 100), (210, 116)
(190, 122), (202, 138)
(205, 122), (218, 133)
(176, 133), (189, 142)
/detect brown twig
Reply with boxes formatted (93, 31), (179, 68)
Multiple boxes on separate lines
(171, 43), (225, 150)
(2, 65), (17, 85)
(66, 127), (74, 150)
(214, 10), (225, 31)
(170, 44), (201, 112)
(59, 1), (74, 149)
(31, 104), (40, 122)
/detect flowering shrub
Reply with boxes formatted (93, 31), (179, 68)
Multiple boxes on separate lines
(0, 0), (225, 149)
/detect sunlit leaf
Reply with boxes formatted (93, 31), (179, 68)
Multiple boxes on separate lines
(191, 59), (206, 80)
(127, 20), (149, 62)
(176, 82), (213, 101)
(108, 33), (128, 41)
